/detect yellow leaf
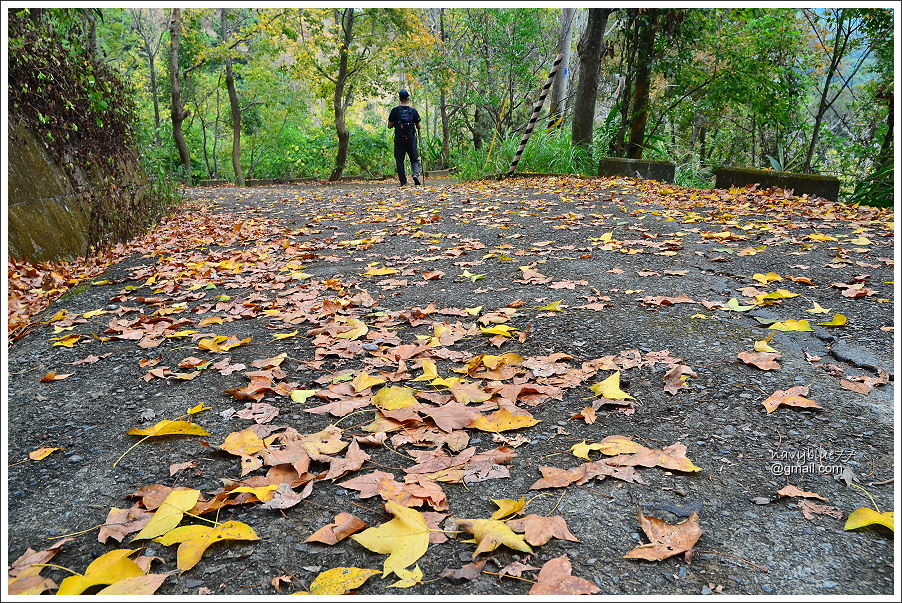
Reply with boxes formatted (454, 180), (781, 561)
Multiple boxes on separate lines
(372, 386), (417, 410)
(464, 306), (483, 316)
(165, 330), (198, 338)
(127, 420), (209, 438)
(231, 484), (279, 502)
(28, 447), (62, 460)
(91, 280), (110, 286)
(490, 497), (526, 520)
(818, 313), (847, 327)
(363, 266), (398, 276)
(188, 403), (212, 415)
(56, 549), (145, 595)
(725, 298), (756, 312)
(589, 371), (634, 400)
(571, 441), (604, 461)
(272, 330), (299, 340)
(469, 408), (539, 433)
(82, 309), (108, 319)
(51, 334), (81, 347)
(805, 233), (836, 242)
(133, 489), (201, 540)
(290, 271), (313, 280)
(350, 501), (431, 577)
(456, 518), (532, 558)
(336, 318), (368, 340)
(154, 520), (259, 571)
(42, 309), (68, 324)
(290, 389), (318, 404)
(844, 508), (894, 531)
(220, 429), (267, 457)
(308, 567), (379, 595)
(412, 359), (439, 382)
(754, 334), (779, 353)
(804, 301), (832, 314)
(479, 324), (516, 337)
(95, 574), (170, 595)
(459, 269), (485, 283)
(848, 236), (872, 245)
(752, 272), (782, 284)
(537, 300), (565, 312)
(198, 316), (225, 326)
(595, 435), (648, 456)
(769, 319), (813, 332)
(388, 565), (423, 588)
(352, 372), (386, 392)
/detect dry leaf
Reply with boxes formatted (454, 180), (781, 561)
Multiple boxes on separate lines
(307, 513), (367, 545)
(455, 518), (532, 558)
(350, 501), (431, 577)
(529, 556), (599, 595)
(308, 567), (379, 595)
(762, 385), (821, 413)
(154, 520), (259, 571)
(777, 485), (825, 500)
(505, 514), (579, 546)
(624, 511), (702, 561)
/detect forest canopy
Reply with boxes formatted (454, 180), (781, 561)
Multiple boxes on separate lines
(11, 7), (895, 205)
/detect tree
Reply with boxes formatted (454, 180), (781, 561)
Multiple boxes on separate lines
(128, 8), (167, 147)
(168, 8), (191, 176)
(571, 8), (614, 148)
(547, 8), (575, 130)
(220, 8), (244, 186)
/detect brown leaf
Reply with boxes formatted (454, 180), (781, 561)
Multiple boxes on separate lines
(235, 402), (280, 424)
(97, 505), (153, 543)
(624, 511), (702, 561)
(324, 440), (371, 481)
(798, 500), (843, 520)
(840, 379), (872, 395)
(306, 512), (367, 545)
(737, 351), (781, 371)
(497, 560), (539, 578)
(259, 482), (313, 510)
(663, 364), (697, 394)
(8, 537), (74, 594)
(439, 560), (486, 584)
(762, 385), (821, 413)
(777, 485), (826, 500)
(529, 556), (599, 595)
(169, 461), (197, 477)
(505, 514), (579, 546)
(271, 575), (293, 593)
(40, 370), (73, 382)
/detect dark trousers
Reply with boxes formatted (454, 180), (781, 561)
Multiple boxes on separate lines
(394, 135), (420, 184)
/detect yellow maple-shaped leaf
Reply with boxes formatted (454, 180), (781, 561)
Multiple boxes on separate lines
(133, 489), (201, 541)
(56, 549), (145, 595)
(464, 306), (483, 315)
(51, 334), (81, 347)
(336, 318), (368, 340)
(589, 371), (635, 400)
(352, 372), (386, 392)
(95, 574), (170, 595)
(818, 313), (848, 327)
(220, 428), (267, 456)
(231, 484), (279, 502)
(804, 301), (832, 314)
(725, 298), (756, 312)
(363, 266), (398, 277)
(154, 520), (259, 571)
(127, 420), (209, 438)
(848, 236), (872, 245)
(272, 330), (299, 340)
(490, 497), (526, 520)
(198, 316), (225, 326)
(769, 319), (813, 332)
(753, 334), (779, 353)
(187, 403), (212, 415)
(480, 324), (516, 337)
(844, 508), (894, 532)
(537, 300), (565, 312)
(28, 446), (62, 460)
(388, 565), (423, 588)
(805, 233), (836, 242)
(371, 386), (417, 410)
(469, 408), (538, 433)
(290, 389), (318, 404)
(752, 272), (782, 284)
(412, 359), (439, 382)
(571, 441), (605, 461)
(350, 501), (431, 577)
(754, 289), (799, 304)
(82, 309), (108, 319)
(308, 567), (380, 595)
(596, 435), (647, 456)
(456, 518), (532, 558)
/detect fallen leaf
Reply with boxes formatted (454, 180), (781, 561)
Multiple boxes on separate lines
(308, 567), (379, 595)
(56, 549), (145, 595)
(624, 511), (702, 561)
(737, 351), (781, 371)
(762, 385), (821, 413)
(589, 371), (634, 400)
(818, 313), (847, 327)
(438, 560), (486, 583)
(469, 408), (539, 433)
(95, 573), (171, 595)
(98, 505), (153, 543)
(154, 520), (259, 571)
(529, 556), (599, 595)
(844, 508), (894, 532)
(489, 497), (526, 520)
(387, 565), (423, 588)
(777, 485), (826, 500)
(307, 512), (367, 545)
(350, 501), (431, 577)
(372, 386), (418, 410)
(798, 500), (843, 520)
(127, 420), (209, 438)
(28, 447), (62, 460)
(768, 319), (813, 332)
(8, 537), (73, 595)
(455, 517), (532, 558)
(40, 371), (73, 382)
(133, 489), (201, 540)
(506, 514), (579, 546)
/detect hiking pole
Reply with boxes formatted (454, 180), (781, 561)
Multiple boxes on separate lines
(505, 53), (564, 178)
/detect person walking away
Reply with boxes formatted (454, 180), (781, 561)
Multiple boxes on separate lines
(388, 89), (422, 185)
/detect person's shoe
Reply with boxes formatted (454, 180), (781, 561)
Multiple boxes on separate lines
(413, 176), (421, 186)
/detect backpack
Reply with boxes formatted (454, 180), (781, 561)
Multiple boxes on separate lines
(396, 105), (414, 137)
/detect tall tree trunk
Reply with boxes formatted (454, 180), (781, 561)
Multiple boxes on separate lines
(875, 92), (894, 171)
(626, 10), (658, 159)
(330, 9), (354, 181)
(803, 9), (847, 173)
(436, 9), (451, 170)
(148, 54), (162, 147)
(168, 8), (191, 177)
(571, 8), (614, 148)
(221, 8), (243, 186)
(548, 8), (575, 130)
(472, 107), (483, 150)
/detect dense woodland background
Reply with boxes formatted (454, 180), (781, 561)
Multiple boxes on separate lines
(8, 8), (896, 205)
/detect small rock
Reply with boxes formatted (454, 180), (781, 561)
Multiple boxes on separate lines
(184, 579), (204, 588)
(762, 585), (774, 593)
(68, 455), (84, 463)
(701, 585), (713, 595)
(293, 544), (308, 552)
(822, 581), (839, 589)
(751, 497), (771, 505)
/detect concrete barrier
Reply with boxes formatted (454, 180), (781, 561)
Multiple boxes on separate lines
(598, 157), (675, 183)
(714, 167), (841, 201)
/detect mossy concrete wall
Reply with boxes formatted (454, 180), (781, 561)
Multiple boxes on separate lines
(7, 118), (149, 262)
(714, 167), (841, 201)
(599, 157), (675, 183)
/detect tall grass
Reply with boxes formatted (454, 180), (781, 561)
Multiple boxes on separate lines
(454, 129), (597, 180)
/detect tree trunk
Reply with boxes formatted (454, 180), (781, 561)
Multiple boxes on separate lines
(803, 9), (847, 173)
(221, 8), (243, 186)
(548, 8), (575, 130)
(472, 107), (483, 150)
(439, 89), (450, 170)
(571, 8), (614, 148)
(330, 9), (354, 182)
(626, 10), (658, 159)
(148, 54), (162, 147)
(168, 8), (191, 177)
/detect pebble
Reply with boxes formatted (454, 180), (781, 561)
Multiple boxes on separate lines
(293, 544), (308, 552)
(822, 581), (839, 588)
(184, 579), (204, 588)
(68, 455), (84, 463)
(701, 585), (712, 595)
(762, 585), (774, 593)
(751, 497), (770, 505)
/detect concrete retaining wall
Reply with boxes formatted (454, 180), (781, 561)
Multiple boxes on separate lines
(714, 167), (841, 201)
(599, 157), (675, 183)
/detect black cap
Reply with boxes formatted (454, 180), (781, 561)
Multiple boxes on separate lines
(399, 89), (409, 99)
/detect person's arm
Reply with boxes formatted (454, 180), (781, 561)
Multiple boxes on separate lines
(387, 107), (396, 129)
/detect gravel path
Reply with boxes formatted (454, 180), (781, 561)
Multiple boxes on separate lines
(6, 176), (895, 595)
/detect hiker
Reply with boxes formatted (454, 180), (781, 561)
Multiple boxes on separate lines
(387, 89), (422, 186)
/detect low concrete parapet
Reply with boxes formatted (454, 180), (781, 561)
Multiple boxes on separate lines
(599, 157), (675, 183)
(714, 167), (840, 201)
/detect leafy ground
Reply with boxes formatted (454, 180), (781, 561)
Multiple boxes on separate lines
(6, 176), (895, 596)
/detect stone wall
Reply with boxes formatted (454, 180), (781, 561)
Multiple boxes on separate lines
(714, 167), (841, 202)
(599, 157), (675, 183)
(7, 117), (149, 262)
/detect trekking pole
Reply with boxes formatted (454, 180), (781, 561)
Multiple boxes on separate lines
(505, 53), (564, 178)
